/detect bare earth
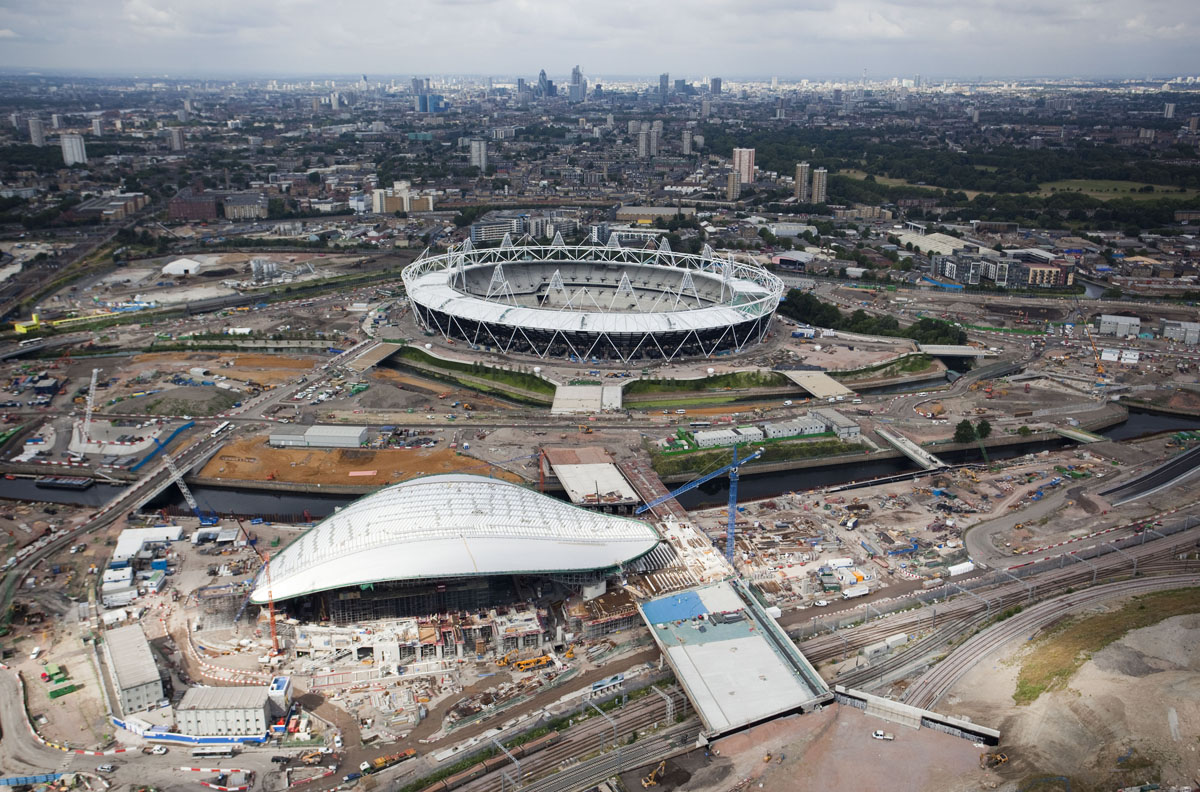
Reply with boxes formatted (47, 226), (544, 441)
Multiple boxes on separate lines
(940, 608), (1200, 789)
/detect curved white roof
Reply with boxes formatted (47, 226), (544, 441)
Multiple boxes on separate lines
(250, 474), (660, 603)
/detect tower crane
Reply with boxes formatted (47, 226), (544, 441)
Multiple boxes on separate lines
(1074, 297), (1106, 385)
(157, 445), (219, 525)
(82, 368), (100, 441)
(636, 445), (765, 563)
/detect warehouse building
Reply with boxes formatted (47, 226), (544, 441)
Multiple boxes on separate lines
(269, 425), (367, 448)
(811, 408), (861, 441)
(1097, 314), (1140, 337)
(176, 686), (272, 737)
(762, 416), (826, 440)
(1161, 319), (1200, 345)
(102, 624), (163, 716)
(693, 426), (765, 449)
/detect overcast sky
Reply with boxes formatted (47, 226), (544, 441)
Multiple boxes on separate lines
(0, 0), (1197, 80)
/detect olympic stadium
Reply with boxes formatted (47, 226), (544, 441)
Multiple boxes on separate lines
(401, 236), (784, 363)
(250, 474), (667, 623)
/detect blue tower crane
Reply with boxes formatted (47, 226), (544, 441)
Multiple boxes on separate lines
(635, 445), (765, 563)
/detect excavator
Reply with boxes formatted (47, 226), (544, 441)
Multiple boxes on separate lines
(641, 761), (666, 788)
(496, 650), (516, 667)
(980, 752), (1008, 769)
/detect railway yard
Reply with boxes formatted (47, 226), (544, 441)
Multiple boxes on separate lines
(1, 255), (1200, 792)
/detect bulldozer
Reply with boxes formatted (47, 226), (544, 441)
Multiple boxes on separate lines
(641, 760), (666, 788)
(980, 752), (1008, 769)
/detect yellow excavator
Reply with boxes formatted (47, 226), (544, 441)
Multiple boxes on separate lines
(496, 650), (516, 667)
(980, 752), (1008, 769)
(641, 761), (666, 788)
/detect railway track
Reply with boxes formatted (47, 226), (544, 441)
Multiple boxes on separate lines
(789, 528), (1200, 675)
(456, 687), (692, 792)
(903, 573), (1200, 709)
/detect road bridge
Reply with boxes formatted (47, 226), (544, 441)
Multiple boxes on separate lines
(875, 427), (947, 470)
(1053, 426), (1105, 444)
(1099, 444), (1200, 505)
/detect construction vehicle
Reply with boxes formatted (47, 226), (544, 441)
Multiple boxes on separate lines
(871, 730), (895, 741)
(299, 751), (323, 766)
(980, 752), (1008, 769)
(513, 654), (552, 672)
(577, 425), (593, 434)
(564, 645), (575, 660)
(360, 748), (417, 774)
(496, 650), (516, 667)
(641, 761), (666, 788)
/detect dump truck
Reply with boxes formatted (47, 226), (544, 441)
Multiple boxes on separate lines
(360, 748), (417, 774)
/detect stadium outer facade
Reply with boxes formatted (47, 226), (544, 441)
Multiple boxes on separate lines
(401, 235), (784, 363)
(249, 474), (663, 622)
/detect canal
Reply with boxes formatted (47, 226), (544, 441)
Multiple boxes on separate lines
(2, 409), (1197, 516)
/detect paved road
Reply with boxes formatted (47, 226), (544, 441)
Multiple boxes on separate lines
(1099, 444), (1200, 505)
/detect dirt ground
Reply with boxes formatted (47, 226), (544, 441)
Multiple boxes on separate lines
(660, 705), (984, 792)
(939, 604), (1200, 790)
(130, 351), (321, 387)
(198, 435), (521, 487)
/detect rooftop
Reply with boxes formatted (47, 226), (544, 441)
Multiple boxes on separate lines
(105, 624), (160, 691)
(251, 474), (660, 603)
(178, 685), (270, 711)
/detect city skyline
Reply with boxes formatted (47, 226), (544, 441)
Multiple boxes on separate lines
(0, 0), (1197, 79)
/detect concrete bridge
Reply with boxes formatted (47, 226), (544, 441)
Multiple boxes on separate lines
(875, 427), (948, 470)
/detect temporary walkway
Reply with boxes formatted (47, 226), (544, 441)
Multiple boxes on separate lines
(875, 428), (947, 470)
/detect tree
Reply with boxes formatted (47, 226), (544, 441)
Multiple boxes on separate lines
(1017, 425), (1033, 437)
(976, 419), (992, 439)
(954, 420), (976, 444)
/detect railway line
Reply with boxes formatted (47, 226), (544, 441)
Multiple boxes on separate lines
(903, 573), (1200, 709)
(453, 686), (693, 792)
(792, 524), (1200, 671)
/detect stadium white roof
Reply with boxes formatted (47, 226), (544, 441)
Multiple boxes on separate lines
(250, 474), (660, 603)
(407, 270), (772, 334)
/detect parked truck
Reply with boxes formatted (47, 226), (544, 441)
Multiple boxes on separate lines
(360, 748), (417, 775)
(842, 584), (870, 600)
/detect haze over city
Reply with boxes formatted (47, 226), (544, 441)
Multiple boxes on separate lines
(0, 0), (1198, 78)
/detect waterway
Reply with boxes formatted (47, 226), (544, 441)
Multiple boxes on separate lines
(1, 410), (1198, 515)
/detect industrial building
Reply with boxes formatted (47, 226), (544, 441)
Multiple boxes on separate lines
(249, 474), (661, 622)
(693, 426), (765, 449)
(269, 425), (367, 448)
(175, 686), (271, 737)
(811, 408), (861, 441)
(762, 416), (826, 440)
(1161, 319), (1200, 345)
(1097, 314), (1141, 337)
(101, 624), (163, 716)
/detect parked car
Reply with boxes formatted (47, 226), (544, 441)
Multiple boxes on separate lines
(343, 772), (362, 783)
(814, 600), (830, 607)
(96, 765), (116, 773)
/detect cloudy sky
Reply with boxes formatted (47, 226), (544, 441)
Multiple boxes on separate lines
(0, 0), (1196, 80)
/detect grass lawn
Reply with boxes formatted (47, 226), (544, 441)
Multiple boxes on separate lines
(839, 169), (984, 199)
(1012, 587), (1200, 706)
(1036, 179), (1199, 201)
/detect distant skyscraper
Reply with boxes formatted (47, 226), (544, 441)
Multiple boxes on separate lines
(469, 138), (488, 171)
(726, 172), (740, 201)
(681, 129), (692, 155)
(771, 76), (778, 89)
(91, 118), (103, 136)
(184, 98), (194, 113)
(1190, 116), (1199, 134)
(568, 66), (586, 104)
(637, 130), (650, 158)
(28, 117), (45, 147)
(169, 127), (185, 151)
(60, 134), (87, 166)
(1164, 103), (1176, 119)
(659, 73), (669, 104)
(329, 91), (340, 110)
(51, 113), (61, 129)
(811, 168), (828, 204)
(794, 162), (811, 202)
(176, 109), (189, 123)
(701, 98), (711, 118)
(649, 129), (659, 156)
(732, 148), (755, 184)
(517, 77), (527, 95)
(710, 77), (722, 95)
(571, 65), (582, 86)
(627, 119), (640, 135)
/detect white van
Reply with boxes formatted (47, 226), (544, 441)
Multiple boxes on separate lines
(30, 646), (42, 660)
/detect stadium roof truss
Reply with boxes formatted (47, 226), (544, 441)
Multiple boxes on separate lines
(402, 241), (785, 363)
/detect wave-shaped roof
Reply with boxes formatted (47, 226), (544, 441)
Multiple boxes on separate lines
(250, 474), (660, 603)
